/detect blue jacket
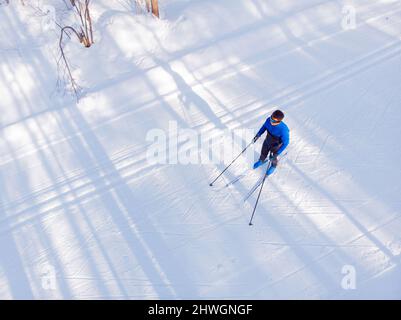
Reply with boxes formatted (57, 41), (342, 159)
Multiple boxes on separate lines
(257, 117), (290, 155)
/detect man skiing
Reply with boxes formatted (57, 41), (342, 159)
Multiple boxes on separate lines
(253, 109), (290, 175)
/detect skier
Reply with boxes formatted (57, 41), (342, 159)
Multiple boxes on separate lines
(253, 109), (290, 175)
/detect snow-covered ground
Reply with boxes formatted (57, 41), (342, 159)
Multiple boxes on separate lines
(0, 0), (401, 299)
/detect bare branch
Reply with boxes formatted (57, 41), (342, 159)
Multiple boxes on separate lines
(57, 1), (94, 101)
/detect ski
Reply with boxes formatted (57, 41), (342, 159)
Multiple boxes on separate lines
(244, 151), (288, 199)
(244, 156), (273, 201)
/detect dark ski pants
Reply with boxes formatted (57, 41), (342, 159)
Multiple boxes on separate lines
(259, 136), (282, 167)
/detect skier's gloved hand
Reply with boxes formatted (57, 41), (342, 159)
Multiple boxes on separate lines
(253, 135), (260, 143)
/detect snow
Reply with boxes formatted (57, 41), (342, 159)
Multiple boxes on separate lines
(0, 0), (401, 299)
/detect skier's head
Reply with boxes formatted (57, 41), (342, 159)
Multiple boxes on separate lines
(270, 110), (284, 126)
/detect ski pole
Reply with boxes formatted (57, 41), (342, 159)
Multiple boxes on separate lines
(249, 172), (268, 226)
(249, 152), (271, 225)
(209, 140), (254, 186)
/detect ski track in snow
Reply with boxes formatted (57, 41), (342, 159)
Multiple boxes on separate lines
(0, 0), (401, 299)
